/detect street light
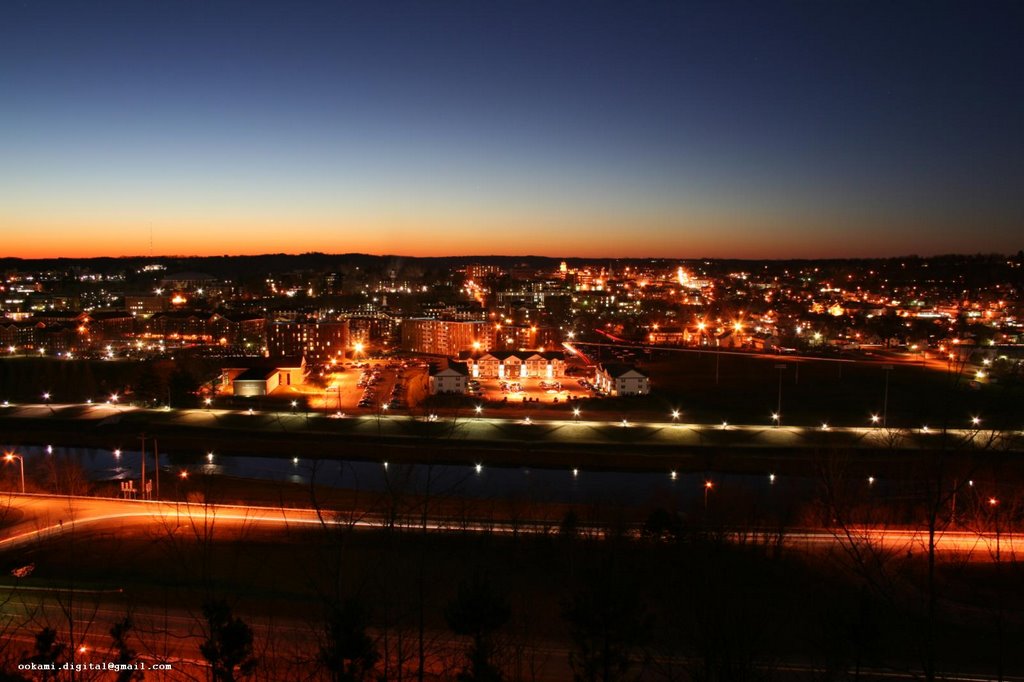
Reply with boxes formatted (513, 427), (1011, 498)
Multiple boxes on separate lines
(774, 363), (786, 426)
(671, 409), (680, 422)
(4, 452), (25, 493)
(573, 407), (581, 421)
(881, 364), (893, 428)
(704, 480), (713, 511)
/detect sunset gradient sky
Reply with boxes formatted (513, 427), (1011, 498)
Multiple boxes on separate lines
(2, 1), (1022, 259)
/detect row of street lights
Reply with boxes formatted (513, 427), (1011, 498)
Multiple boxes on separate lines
(13, 391), (1000, 432)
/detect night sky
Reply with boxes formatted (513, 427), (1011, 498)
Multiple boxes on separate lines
(2, 1), (1022, 259)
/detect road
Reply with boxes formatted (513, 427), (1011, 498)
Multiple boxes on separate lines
(3, 402), (1019, 456)
(3, 494), (1024, 680)
(1, 493), (1021, 562)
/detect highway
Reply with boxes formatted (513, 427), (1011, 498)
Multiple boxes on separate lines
(3, 493), (1023, 680)
(2, 401), (1019, 456)
(1, 493), (1021, 562)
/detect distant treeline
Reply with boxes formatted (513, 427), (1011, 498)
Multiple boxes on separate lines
(0, 357), (220, 406)
(1, 251), (1021, 283)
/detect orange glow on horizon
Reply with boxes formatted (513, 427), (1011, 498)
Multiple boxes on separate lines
(1, 208), (966, 260)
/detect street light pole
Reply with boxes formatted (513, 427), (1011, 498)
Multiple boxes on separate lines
(139, 434), (147, 500)
(4, 452), (24, 493)
(881, 364), (893, 428)
(774, 364), (786, 426)
(153, 437), (160, 500)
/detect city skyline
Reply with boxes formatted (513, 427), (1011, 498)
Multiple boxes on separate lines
(2, 1), (1022, 259)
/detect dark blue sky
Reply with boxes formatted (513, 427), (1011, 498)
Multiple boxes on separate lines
(2, 0), (1022, 257)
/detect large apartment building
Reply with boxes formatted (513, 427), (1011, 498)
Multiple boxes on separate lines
(399, 319), (491, 356)
(267, 319), (349, 364)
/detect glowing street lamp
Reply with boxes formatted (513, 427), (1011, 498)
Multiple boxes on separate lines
(573, 407), (581, 421)
(671, 410), (680, 422)
(971, 416), (981, 427)
(4, 452), (25, 493)
(475, 463), (483, 474)
(475, 405), (483, 417)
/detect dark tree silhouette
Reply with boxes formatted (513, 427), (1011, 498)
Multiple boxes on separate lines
(445, 571), (511, 682)
(563, 577), (649, 682)
(318, 599), (379, 682)
(168, 367), (197, 407)
(110, 617), (143, 682)
(20, 627), (65, 681)
(199, 599), (257, 682)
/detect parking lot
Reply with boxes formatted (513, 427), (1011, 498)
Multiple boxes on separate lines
(311, 360), (427, 413)
(471, 375), (594, 406)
